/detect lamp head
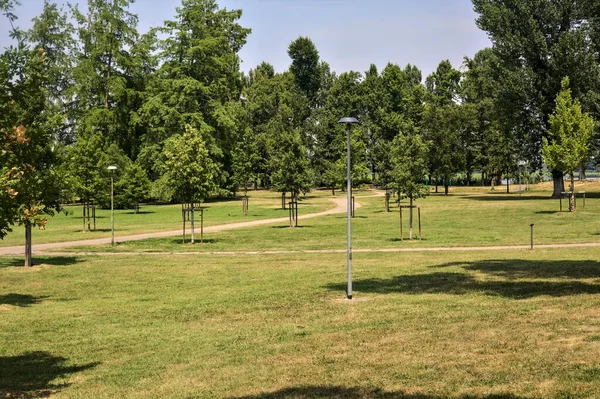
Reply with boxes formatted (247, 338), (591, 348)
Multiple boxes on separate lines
(107, 165), (117, 171)
(338, 117), (359, 124)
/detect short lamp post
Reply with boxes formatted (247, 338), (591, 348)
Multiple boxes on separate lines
(338, 117), (359, 300)
(107, 165), (117, 246)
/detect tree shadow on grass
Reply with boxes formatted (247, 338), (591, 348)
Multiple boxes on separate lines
(534, 211), (560, 214)
(324, 272), (600, 299)
(0, 294), (46, 307)
(0, 352), (98, 398)
(461, 195), (549, 202)
(271, 225), (313, 229)
(0, 257), (81, 268)
(434, 259), (600, 280)
(227, 386), (530, 399)
(167, 238), (219, 245)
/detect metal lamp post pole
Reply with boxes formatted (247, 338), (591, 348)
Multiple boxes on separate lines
(339, 117), (359, 300)
(108, 166), (117, 246)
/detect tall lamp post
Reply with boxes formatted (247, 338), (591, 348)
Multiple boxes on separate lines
(338, 117), (359, 300)
(107, 165), (117, 246)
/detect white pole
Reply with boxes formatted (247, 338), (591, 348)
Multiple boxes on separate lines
(346, 124), (352, 300)
(110, 172), (114, 247)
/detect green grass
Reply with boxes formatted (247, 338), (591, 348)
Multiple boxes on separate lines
(64, 187), (600, 253)
(0, 190), (335, 247)
(2, 248), (600, 398)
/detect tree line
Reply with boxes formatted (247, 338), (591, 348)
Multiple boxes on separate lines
(1, 0), (598, 264)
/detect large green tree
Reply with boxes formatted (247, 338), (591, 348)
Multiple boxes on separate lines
(140, 0), (250, 191)
(473, 0), (600, 197)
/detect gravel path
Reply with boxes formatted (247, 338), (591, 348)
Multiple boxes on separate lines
(0, 196), (357, 256)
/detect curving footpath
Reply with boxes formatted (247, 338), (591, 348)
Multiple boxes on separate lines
(0, 196), (359, 256)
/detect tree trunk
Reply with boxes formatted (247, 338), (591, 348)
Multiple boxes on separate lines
(506, 176), (510, 194)
(134, 203), (139, 214)
(409, 196), (413, 240)
(466, 171), (472, 186)
(444, 179), (449, 196)
(331, 187), (335, 196)
(570, 174), (575, 212)
(282, 192), (286, 209)
(435, 179), (439, 193)
(190, 205), (195, 244)
(579, 163), (586, 181)
(551, 169), (565, 199)
(24, 222), (32, 267)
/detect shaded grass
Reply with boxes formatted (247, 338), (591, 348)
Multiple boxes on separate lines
(2, 248), (600, 398)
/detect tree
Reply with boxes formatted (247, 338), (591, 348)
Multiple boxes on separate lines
(231, 125), (262, 202)
(389, 127), (429, 239)
(114, 162), (151, 213)
(140, 0), (251, 191)
(269, 118), (313, 204)
(0, 44), (63, 266)
(543, 77), (594, 211)
(288, 36), (321, 108)
(473, 0), (600, 197)
(422, 61), (465, 195)
(161, 124), (217, 242)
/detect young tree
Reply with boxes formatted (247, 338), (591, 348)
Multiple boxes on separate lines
(543, 78), (594, 211)
(0, 45), (63, 266)
(161, 124), (217, 242)
(389, 128), (429, 239)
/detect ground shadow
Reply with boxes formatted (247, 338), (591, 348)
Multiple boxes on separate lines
(167, 238), (218, 245)
(271, 225), (313, 229)
(72, 228), (111, 233)
(324, 272), (600, 299)
(123, 211), (154, 215)
(0, 257), (81, 268)
(0, 352), (98, 398)
(435, 259), (600, 280)
(534, 211), (560, 214)
(461, 195), (549, 202)
(227, 386), (529, 399)
(0, 294), (45, 307)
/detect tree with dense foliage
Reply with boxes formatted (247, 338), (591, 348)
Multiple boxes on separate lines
(161, 124), (217, 242)
(140, 0), (251, 190)
(422, 61), (464, 195)
(288, 36), (322, 109)
(114, 162), (151, 213)
(0, 35), (63, 266)
(543, 78), (594, 211)
(473, 0), (600, 197)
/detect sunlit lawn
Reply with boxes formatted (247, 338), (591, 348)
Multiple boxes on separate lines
(2, 248), (600, 398)
(64, 181), (600, 253)
(0, 190), (335, 247)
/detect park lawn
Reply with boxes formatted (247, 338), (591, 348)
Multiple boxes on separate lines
(63, 183), (600, 254)
(1, 248), (600, 398)
(0, 190), (335, 247)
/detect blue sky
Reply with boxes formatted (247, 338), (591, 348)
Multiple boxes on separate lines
(1, 0), (491, 79)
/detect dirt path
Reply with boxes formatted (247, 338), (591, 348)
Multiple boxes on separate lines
(41, 242), (600, 257)
(0, 196), (360, 256)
